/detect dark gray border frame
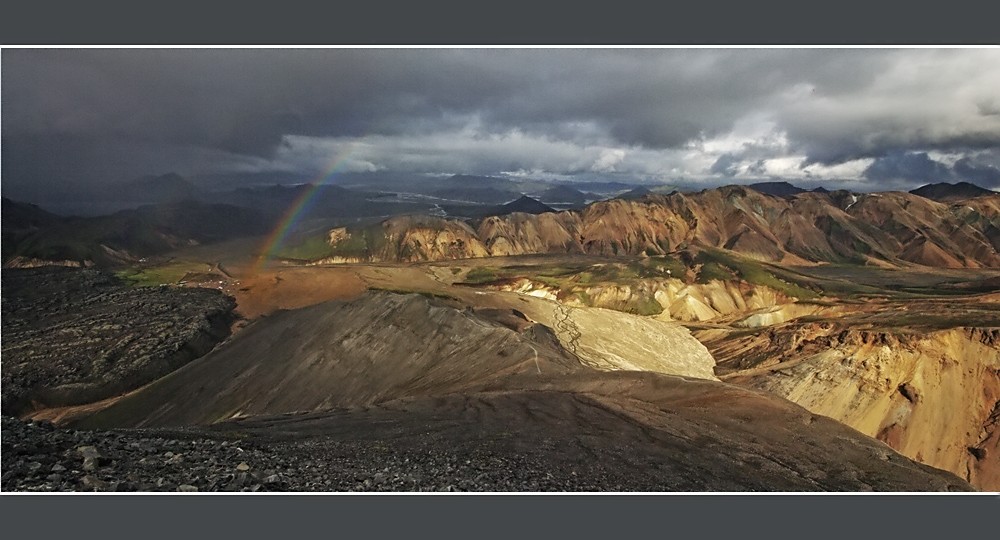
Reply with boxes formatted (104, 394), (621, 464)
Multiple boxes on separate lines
(1, 494), (999, 538)
(2, 0), (998, 538)
(1, 0), (998, 44)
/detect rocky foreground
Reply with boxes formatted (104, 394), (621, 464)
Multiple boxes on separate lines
(2, 416), (709, 493)
(4, 417), (551, 492)
(2, 373), (977, 492)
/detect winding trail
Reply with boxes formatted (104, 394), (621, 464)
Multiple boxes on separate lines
(528, 345), (541, 374)
(553, 303), (583, 357)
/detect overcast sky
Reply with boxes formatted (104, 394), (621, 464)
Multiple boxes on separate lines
(3, 48), (1000, 201)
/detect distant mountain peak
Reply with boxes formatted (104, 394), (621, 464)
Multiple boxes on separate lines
(536, 185), (596, 205)
(748, 181), (807, 197)
(910, 181), (995, 202)
(496, 195), (555, 215)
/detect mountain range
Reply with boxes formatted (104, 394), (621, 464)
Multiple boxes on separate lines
(2, 198), (268, 267)
(321, 184), (1000, 269)
(6, 177), (999, 270)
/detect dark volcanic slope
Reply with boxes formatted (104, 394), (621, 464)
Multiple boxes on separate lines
(5, 373), (973, 492)
(216, 374), (973, 491)
(1, 267), (237, 416)
(75, 292), (584, 428)
(65, 291), (973, 492)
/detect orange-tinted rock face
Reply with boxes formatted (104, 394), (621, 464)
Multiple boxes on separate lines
(716, 325), (1000, 490)
(326, 188), (1000, 268)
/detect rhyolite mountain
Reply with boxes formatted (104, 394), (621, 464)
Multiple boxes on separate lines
(320, 185), (1000, 268)
(9, 180), (1000, 271)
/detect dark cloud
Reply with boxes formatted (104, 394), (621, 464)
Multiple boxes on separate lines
(2, 48), (998, 201)
(953, 156), (1000, 188)
(863, 151), (952, 184)
(709, 154), (741, 176)
(0, 49), (798, 152)
(862, 151), (1000, 189)
(747, 160), (768, 176)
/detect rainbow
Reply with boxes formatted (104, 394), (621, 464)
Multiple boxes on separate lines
(253, 144), (357, 272)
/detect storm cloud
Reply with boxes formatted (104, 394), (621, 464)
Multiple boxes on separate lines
(953, 155), (1000, 188)
(3, 48), (999, 200)
(864, 151), (954, 185)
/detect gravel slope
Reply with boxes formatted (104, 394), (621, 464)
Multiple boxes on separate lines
(4, 373), (975, 492)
